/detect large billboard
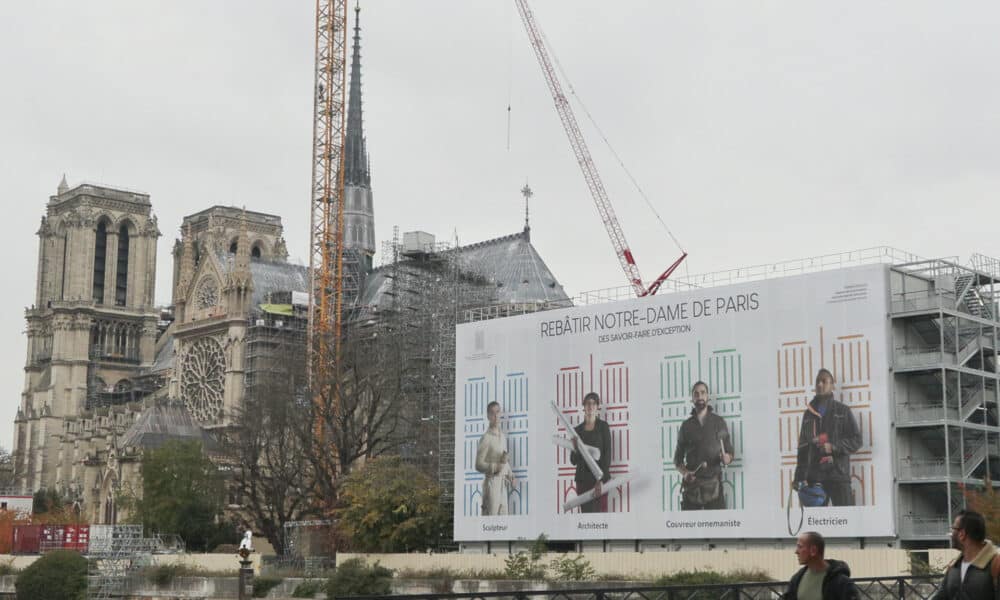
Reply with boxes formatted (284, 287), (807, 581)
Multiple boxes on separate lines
(454, 264), (893, 541)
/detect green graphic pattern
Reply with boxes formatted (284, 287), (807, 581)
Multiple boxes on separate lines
(660, 342), (745, 511)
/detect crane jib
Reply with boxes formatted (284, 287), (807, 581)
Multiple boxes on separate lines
(514, 0), (685, 296)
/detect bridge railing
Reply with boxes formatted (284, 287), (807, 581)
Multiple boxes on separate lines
(342, 575), (941, 600)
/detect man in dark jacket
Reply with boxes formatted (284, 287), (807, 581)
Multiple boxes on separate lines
(785, 531), (858, 600)
(673, 381), (733, 510)
(793, 369), (862, 506)
(932, 510), (1000, 600)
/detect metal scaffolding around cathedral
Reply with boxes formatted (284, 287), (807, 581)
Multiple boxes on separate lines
(356, 223), (573, 510)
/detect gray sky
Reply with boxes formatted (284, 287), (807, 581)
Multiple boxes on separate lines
(1, 1), (999, 450)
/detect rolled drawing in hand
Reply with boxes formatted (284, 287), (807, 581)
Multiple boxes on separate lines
(551, 401), (603, 481)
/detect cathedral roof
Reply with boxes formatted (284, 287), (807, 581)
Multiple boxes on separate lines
(357, 229), (570, 308)
(119, 401), (216, 451)
(214, 253), (310, 307)
(248, 259), (310, 306)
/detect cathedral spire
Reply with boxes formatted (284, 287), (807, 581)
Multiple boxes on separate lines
(344, 2), (369, 187)
(57, 174), (68, 195)
(521, 183), (533, 242)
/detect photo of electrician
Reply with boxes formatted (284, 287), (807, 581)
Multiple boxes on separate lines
(570, 392), (612, 513)
(475, 401), (515, 516)
(793, 369), (863, 507)
(673, 381), (734, 510)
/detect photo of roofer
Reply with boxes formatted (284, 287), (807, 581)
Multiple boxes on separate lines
(673, 381), (734, 510)
(475, 401), (515, 516)
(793, 368), (863, 507)
(570, 392), (612, 513)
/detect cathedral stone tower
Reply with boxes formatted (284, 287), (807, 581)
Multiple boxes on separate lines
(15, 180), (160, 493)
(343, 4), (376, 273)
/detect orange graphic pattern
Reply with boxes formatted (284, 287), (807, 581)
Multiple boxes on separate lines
(778, 327), (876, 508)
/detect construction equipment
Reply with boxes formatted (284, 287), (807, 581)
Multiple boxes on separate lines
(513, 0), (686, 297)
(307, 0), (348, 498)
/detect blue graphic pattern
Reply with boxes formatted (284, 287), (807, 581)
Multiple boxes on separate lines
(462, 365), (530, 516)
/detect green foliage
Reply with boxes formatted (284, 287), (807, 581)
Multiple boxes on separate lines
(549, 554), (596, 582)
(503, 552), (545, 580)
(326, 558), (393, 599)
(147, 564), (186, 586)
(909, 553), (942, 576)
(31, 488), (63, 515)
(503, 534), (550, 579)
(529, 533), (548, 561)
(15, 549), (87, 600)
(253, 576), (284, 597)
(125, 440), (226, 551)
(334, 457), (448, 552)
(653, 568), (773, 587)
(0, 558), (18, 576)
(293, 579), (326, 597)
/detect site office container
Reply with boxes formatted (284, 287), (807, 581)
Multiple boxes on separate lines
(13, 524), (91, 554)
(12, 524), (41, 554)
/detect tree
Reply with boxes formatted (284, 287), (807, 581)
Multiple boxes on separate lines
(224, 330), (320, 555)
(334, 456), (448, 552)
(122, 439), (228, 551)
(961, 477), (1000, 535)
(32, 488), (63, 515)
(15, 549), (87, 600)
(306, 324), (412, 505)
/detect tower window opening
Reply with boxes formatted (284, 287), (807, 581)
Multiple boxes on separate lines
(229, 241), (238, 254)
(251, 245), (261, 259)
(93, 222), (107, 304)
(115, 224), (129, 306)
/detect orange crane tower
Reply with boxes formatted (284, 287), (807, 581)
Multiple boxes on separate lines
(513, 0), (686, 296)
(308, 0), (348, 476)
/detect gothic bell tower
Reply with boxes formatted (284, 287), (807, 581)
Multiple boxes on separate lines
(15, 179), (160, 493)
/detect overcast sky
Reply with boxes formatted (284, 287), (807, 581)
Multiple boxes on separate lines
(1, 1), (999, 450)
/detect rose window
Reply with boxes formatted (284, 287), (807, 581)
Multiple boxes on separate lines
(181, 337), (226, 423)
(196, 278), (219, 309)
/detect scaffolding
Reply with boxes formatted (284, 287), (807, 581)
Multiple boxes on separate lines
(244, 307), (308, 393)
(362, 228), (575, 544)
(889, 256), (1000, 547)
(86, 524), (159, 600)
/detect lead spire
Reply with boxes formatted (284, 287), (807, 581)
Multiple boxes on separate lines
(344, 2), (369, 187)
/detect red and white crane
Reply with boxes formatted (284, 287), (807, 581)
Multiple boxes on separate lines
(513, 0), (686, 297)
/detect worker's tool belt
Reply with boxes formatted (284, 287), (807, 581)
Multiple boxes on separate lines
(682, 477), (720, 506)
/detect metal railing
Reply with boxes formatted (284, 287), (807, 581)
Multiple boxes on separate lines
(345, 576), (942, 600)
(899, 515), (951, 539)
(573, 247), (923, 307)
(897, 457), (962, 480)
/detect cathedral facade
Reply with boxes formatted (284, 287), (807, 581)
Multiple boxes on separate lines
(11, 6), (569, 527)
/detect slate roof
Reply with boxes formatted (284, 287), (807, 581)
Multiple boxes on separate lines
(119, 401), (217, 451)
(358, 229), (570, 308)
(215, 253), (310, 307)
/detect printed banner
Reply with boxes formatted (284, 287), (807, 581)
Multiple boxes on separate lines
(454, 264), (893, 540)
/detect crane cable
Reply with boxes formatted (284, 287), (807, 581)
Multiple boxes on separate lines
(534, 18), (685, 255)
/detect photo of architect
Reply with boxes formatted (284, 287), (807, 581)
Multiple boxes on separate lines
(568, 392), (612, 513)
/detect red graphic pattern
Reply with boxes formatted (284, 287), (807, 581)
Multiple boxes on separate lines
(554, 354), (632, 513)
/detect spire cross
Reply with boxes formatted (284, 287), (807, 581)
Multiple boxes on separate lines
(521, 183), (533, 233)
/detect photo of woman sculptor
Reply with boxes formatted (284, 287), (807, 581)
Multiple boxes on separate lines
(570, 392), (613, 512)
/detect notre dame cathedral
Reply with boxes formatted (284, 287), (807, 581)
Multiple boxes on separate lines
(13, 6), (568, 525)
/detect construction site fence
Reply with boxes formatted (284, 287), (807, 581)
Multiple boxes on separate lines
(343, 575), (942, 600)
